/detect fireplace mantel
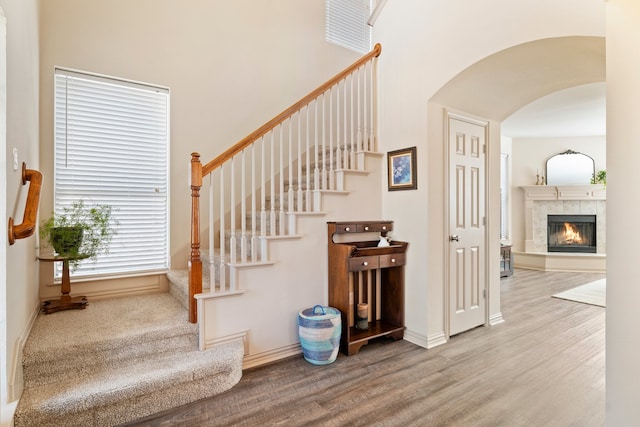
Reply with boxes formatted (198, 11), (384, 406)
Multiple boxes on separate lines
(521, 185), (606, 201)
(514, 185), (606, 273)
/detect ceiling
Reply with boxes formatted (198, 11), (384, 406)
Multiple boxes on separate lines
(501, 82), (606, 138)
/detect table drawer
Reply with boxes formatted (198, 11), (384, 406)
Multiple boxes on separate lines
(335, 223), (358, 233)
(379, 253), (405, 268)
(348, 256), (379, 271)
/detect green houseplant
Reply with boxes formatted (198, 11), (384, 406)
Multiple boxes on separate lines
(39, 200), (118, 269)
(591, 170), (606, 185)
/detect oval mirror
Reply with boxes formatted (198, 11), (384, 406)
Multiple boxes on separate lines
(545, 150), (595, 185)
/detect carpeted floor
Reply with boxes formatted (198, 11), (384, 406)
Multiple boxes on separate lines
(15, 292), (244, 427)
(552, 278), (606, 307)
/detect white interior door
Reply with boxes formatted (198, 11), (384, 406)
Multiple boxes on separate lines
(447, 112), (488, 336)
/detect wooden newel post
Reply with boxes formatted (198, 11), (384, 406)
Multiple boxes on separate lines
(189, 153), (203, 323)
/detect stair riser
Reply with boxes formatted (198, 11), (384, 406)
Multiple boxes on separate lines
(23, 332), (198, 388)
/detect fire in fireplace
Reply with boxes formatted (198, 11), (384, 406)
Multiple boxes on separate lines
(547, 214), (596, 253)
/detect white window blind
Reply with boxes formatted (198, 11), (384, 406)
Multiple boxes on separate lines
(54, 69), (169, 278)
(326, 0), (372, 54)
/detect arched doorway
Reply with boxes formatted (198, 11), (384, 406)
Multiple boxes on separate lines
(428, 35), (605, 338)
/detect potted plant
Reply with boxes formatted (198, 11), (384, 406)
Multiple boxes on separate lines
(591, 170), (606, 186)
(39, 200), (118, 269)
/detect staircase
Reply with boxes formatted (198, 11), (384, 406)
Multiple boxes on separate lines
(13, 293), (243, 426)
(178, 45), (383, 364)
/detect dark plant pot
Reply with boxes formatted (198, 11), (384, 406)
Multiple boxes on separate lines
(50, 226), (84, 256)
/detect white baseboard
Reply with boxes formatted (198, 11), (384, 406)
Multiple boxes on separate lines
(1, 399), (17, 427)
(242, 343), (302, 370)
(426, 331), (448, 349)
(403, 328), (428, 349)
(490, 312), (505, 326)
(8, 302), (39, 403)
(202, 331), (248, 355)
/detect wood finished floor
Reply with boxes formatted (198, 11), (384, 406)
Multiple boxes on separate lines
(124, 269), (606, 427)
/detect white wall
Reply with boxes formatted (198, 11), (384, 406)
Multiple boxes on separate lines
(606, 0), (640, 424)
(510, 136), (606, 251)
(374, 0), (605, 345)
(0, 0), (40, 421)
(39, 0), (361, 277)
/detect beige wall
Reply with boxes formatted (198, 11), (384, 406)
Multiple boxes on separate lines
(510, 135), (606, 252)
(606, 0), (640, 424)
(374, 0), (605, 345)
(1, 0), (40, 418)
(38, 0), (361, 276)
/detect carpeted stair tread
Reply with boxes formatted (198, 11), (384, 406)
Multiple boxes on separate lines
(24, 293), (196, 360)
(14, 341), (243, 427)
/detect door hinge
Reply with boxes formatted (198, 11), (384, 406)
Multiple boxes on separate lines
(482, 144), (486, 154)
(483, 289), (487, 298)
(482, 217), (486, 226)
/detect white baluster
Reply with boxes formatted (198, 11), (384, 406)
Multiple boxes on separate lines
(251, 142), (257, 262)
(279, 124), (285, 235)
(329, 86), (335, 190)
(297, 110), (303, 212)
(305, 105), (311, 212)
(314, 99), (320, 200)
(229, 157), (236, 264)
(357, 66), (363, 152)
(241, 150), (247, 263)
(270, 130), (276, 237)
(219, 165), (226, 291)
(363, 62), (369, 152)
(288, 116), (294, 216)
(208, 174), (214, 293)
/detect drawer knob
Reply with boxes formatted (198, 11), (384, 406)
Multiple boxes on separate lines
(364, 226), (369, 231)
(382, 226), (387, 230)
(363, 261), (368, 266)
(345, 227), (350, 231)
(391, 258), (396, 263)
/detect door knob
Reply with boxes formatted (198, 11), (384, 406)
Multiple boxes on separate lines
(450, 234), (460, 242)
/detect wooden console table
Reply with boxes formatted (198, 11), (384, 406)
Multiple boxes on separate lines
(328, 221), (408, 355)
(38, 254), (89, 314)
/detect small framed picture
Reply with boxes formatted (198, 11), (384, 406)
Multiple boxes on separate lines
(387, 146), (417, 191)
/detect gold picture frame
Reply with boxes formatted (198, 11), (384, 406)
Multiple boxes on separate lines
(387, 146), (417, 191)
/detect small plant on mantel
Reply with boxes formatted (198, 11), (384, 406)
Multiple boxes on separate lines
(591, 170), (606, 186)
(39, 200), (118, 270)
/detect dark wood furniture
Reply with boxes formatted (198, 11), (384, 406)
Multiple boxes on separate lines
(327, 221), (408, 355)
(39, 254), (89, 314)
(500, 244), (513, 277)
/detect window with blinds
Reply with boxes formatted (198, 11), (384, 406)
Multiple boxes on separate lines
(326, 0), (372, 54)
(54, 69), (169, 278)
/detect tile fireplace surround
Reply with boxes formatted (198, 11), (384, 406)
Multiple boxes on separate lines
(514, 185), (606, 273)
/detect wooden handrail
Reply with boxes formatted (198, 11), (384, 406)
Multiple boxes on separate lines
(201, 43), (382, 177)
(8, 162), (43, 245)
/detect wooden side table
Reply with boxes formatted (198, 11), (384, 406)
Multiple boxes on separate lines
(38, 254), (89, 314)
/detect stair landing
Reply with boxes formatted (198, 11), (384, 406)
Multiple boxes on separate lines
(14, 293), (243, 427)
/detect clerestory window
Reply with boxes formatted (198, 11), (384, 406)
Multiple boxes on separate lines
(326, 0), (372, 54)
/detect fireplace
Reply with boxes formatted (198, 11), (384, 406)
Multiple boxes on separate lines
(547, 214), (597, 253)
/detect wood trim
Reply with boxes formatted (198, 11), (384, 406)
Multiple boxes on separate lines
(189, 153), (203, 323)
(8, 163), (43, 245)
(201, 43), (382, 177)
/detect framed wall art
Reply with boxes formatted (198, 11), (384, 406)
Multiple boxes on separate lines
(387, 146), (417, 191)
